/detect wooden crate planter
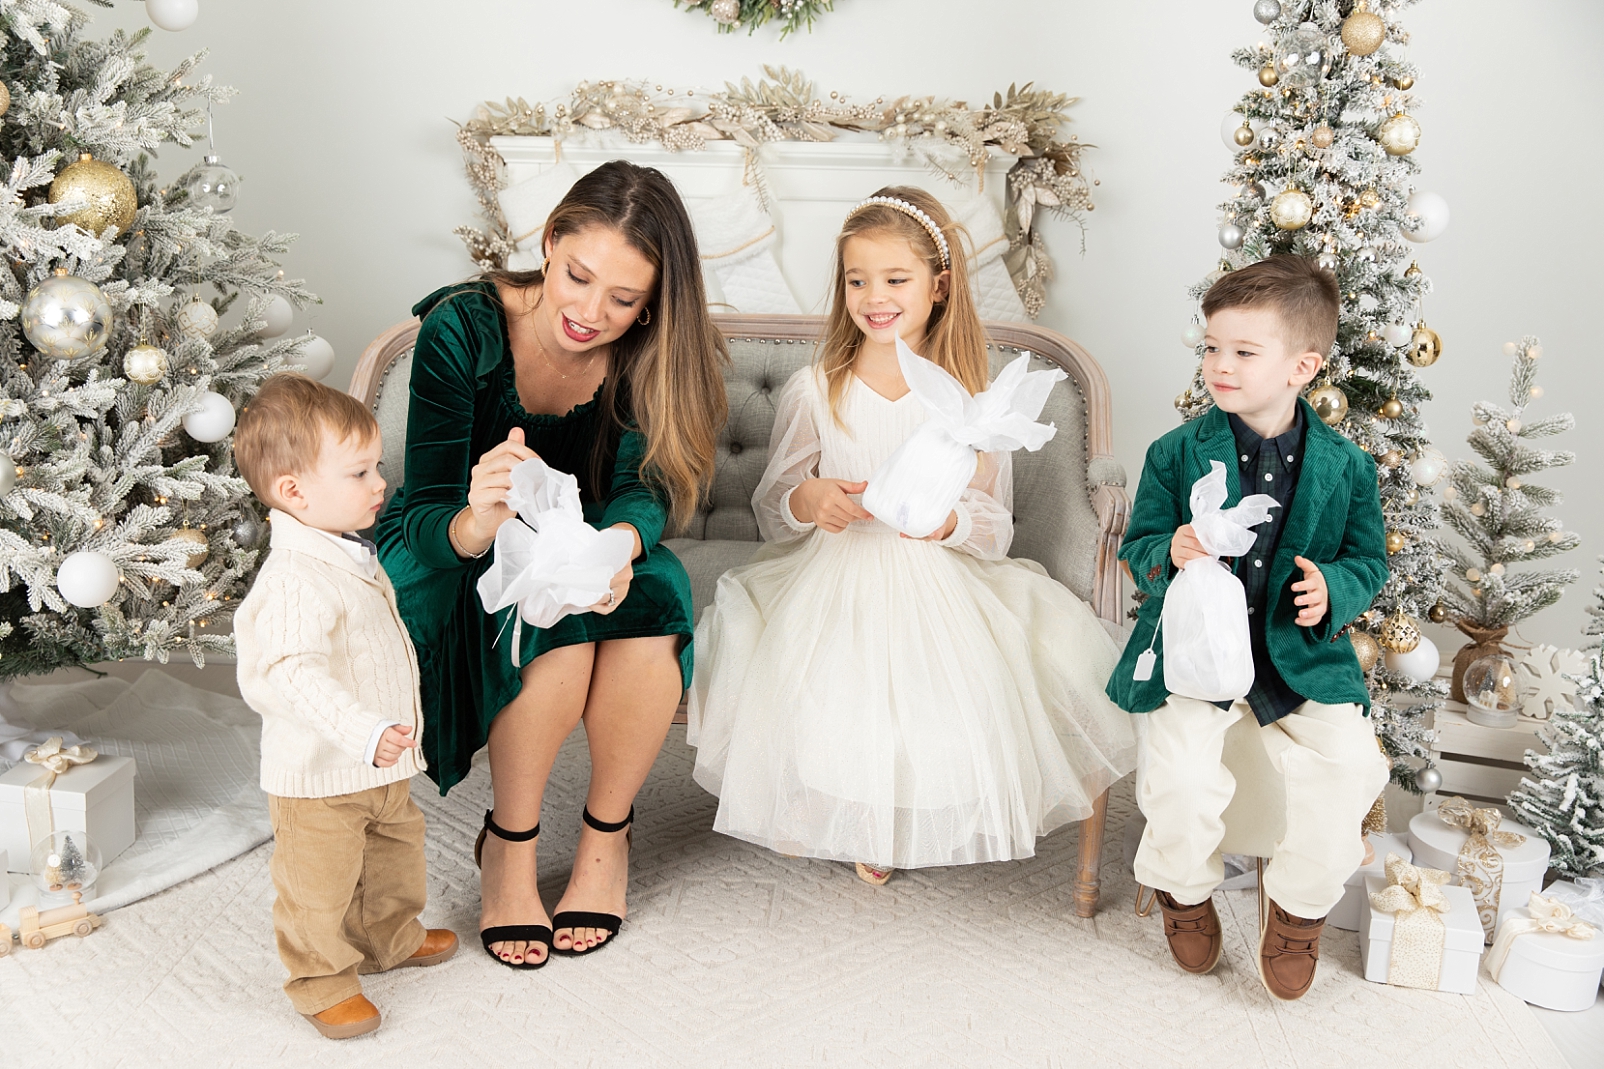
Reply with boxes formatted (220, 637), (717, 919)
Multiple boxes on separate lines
(1425, 700), (1548, 813)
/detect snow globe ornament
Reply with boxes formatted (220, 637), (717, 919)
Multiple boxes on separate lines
(1464, 652), (1520, 727)
(31, 829), (102, 905)
(1274, 24), (1331, 88)
(22, 269), (112, 361)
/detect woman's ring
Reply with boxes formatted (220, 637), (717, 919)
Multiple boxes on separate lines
(607, 590), (617, 607)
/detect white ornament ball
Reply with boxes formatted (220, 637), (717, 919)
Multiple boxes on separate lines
(175, 298), (219, 339)
(1221, 112), (1260, 153)
(56, 550), (120, 608)
(1218, 222), (1246, 249)
(183, 390), (236, 443)
(1270, 188), (1314, 230)
(123, 343), (169, 385)
(1182, 323), (1205, 348)
(259, 294), (294, 338)
(145, 0), (199, 31)
(0, 451), (14, 496)
(1403, 190), (1450, 243)
(1381, 323), (1414, 347)
(1385, 633), (1439, 685)
(292, 333), (336, 381)
(1408, 446), (1447, 486)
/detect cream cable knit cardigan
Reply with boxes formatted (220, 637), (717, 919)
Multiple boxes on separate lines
(235, 509), (426, 798)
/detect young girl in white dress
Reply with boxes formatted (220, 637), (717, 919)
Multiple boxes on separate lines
(687, 187), (1135, 884)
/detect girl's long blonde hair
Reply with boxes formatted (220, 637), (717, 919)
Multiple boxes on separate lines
(820, 186), (989, 425)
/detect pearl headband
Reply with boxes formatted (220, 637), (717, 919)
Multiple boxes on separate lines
(845, 196), (951, 269)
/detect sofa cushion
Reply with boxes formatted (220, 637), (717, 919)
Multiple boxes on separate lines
(664, 537), (760, 620)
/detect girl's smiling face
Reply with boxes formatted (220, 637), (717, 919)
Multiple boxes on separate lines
(841, 233), (950, 346)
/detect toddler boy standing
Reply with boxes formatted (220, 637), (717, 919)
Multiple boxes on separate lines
(1107, 256), (1390, 1000)
(233, 373), (456, 1039)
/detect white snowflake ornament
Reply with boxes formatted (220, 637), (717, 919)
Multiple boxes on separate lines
(1517, 644), (1585, 719)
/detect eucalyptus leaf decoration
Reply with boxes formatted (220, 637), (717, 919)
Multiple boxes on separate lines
(456, 68), (1095, 317)
(677, 0), (837, 38)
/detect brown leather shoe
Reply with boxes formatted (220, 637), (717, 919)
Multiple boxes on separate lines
(303, 994), (381, 1040)
(1258, 901), (1324, 1001)
(1154, 890), (1223, 974)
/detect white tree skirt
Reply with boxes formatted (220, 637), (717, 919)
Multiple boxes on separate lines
(0, 697), (1574, 1069)
(1, 670), (269, 929)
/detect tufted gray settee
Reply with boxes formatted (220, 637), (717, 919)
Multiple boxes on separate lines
(350, 312), (1131, 916)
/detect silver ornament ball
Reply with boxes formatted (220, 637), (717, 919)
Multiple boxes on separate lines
(1414, 764), (1442, 793)
(1218, 222), (1246, 250)
(0, 451), (14, 496)
(232, 511), (266, 550)
(1253, 0), (1281, 25)
(123, 343), (169, 385)
(21, 270), (112, 361)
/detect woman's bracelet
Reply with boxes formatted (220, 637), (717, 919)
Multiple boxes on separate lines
(448, 507), (491, 560)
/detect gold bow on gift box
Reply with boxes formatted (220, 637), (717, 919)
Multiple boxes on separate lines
(1437, 796), (1526, 944)
(1486, 892), (1600, 981)
(1370, 852), (1454, 990)
(21, 736), (98, 852)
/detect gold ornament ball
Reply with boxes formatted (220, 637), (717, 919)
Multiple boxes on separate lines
(1385, 530), (1407, 554)
(1380, 397), (1404, 420)
(175, 298), (219, 339)
(1341, 5), (1387, 56)
(0, 83), (9, 118)
(20, 268), (112, 361)
(1380, 449), (1403, 469)
(1377, 113), (1422, 156)
(1428, 601), (1449, 624)
(1309, 383), (1349, 426)
(1404, 261), (1422, 278)
(1270, 188), (1314, 230)
(123, 343), (169, 385)
(1258, 64), (1280, 87)
(169, 527), (209, 569)
(49, 153), (138, 239)
(1359, 188), (1381, 209)
(1233, 120), (1257, 147)
(1379, 610), (1422, 654)
(1311, 125), (1335, 149)
(1407, 322), (1442, 367)
(1394, 74), (1416, 91)
(1351, 631), (1382, 673)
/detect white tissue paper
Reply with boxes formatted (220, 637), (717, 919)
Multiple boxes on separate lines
(862, 335), (1065, 538)
(475, 458), (636, 663)
(1157, 460), (1279, 702)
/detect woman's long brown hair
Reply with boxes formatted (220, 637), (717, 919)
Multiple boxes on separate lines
(484, 160), (728, 532)
(819, 185), (989, 426)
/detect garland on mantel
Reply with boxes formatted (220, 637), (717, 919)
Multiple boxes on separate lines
(678, 0), (837, 37)
(455, 67), (1096, 317)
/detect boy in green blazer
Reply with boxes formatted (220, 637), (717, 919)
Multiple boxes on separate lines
(1108, 256), (1390, 1001)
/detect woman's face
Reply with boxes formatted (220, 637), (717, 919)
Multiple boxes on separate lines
(541, 225), (658, 353)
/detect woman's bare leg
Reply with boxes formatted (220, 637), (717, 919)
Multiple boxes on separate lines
(480, 642), (595, 964)
(552, 635), (682, 952)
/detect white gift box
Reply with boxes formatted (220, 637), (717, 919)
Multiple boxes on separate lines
(1407, 807), (1550, 935)
(1360, 876), (1484, 994)
(0, 848), (7, 908)
(1330, 832), (1412, 931)
(0, 755), (136, 873)
(1491, 906), (1604, 1011)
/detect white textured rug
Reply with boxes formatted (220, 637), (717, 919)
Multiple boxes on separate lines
(0, 671), (269, 929)
(0, 718), (1569, 1069)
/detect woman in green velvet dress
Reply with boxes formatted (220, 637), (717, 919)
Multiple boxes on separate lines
(375, 161), (728, 968)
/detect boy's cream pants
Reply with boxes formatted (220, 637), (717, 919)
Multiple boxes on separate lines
(268, 781), (428, 1015)
(1132, 695), (1390, 920)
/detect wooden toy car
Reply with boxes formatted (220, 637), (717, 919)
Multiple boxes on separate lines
(16, 893), (102, 950)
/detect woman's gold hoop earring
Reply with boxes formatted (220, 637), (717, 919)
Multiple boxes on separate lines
(637, 306), (652, 327)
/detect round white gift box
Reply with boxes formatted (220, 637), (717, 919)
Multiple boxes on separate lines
(1494, 906), (1604, 1011)
(1408, 807), (1550, 935)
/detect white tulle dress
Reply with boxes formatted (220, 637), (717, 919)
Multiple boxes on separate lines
(687, 366), (1136, 869)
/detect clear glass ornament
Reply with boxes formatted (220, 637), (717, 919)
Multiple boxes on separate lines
(183, 155), (240, 214)
(1274, 24), (1331, 88)
(31, 829), (102, 904)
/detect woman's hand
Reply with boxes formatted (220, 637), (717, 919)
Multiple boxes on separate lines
(460, 428), (539, 551)
(590, 524), (641, 615)
(790, 478), (871, 534)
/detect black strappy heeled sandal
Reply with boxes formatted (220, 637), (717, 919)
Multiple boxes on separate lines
(550, 806), (633, 957)
(475, 809), (552, 970)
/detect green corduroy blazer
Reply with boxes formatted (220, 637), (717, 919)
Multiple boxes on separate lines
(1105, 399), (1389, 716)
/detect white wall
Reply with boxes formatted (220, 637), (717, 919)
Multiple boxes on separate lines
(100, 0), (1604, 648)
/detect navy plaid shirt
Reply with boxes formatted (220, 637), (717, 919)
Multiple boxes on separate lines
(1217, 407), (1308, 725)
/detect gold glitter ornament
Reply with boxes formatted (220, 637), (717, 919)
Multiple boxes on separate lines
(1386, 530), (1407, 554)
(1351, 630), (1382, 673)
(49, 153), (137, 239)
(1428, 601), (1449, 624)
(1341, 2), (1387, 56)
(1381, 449), (1403, 469)
(709, 0), (741, 24)
(0, 83), (10, 118)
(1311, 125), (1335, 148)
(1309, 383), (1349, 426)
(1380, 397), (1404, 419)
(168, 527), (208, 569)
(1378, 610), (1421, 653)
(1407, 322), (1441, 367)
(1258, 64), (1279, 87)
(123, 343), (168, 385)
(1359, 188), (1381, 209)
(1377, 113), (1422, 156)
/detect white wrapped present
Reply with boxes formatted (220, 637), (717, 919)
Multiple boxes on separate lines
(1360, 855), (1484, 994)
(1408, 797), (1549, 944)
(1329, 832), (1411, 931)
(0, 740), (136, 872)
(1487, 891), (1604, 1011)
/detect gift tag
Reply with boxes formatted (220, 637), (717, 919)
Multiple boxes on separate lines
(1134, 648), (1156, 682)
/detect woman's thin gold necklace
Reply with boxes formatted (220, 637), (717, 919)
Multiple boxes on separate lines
(531, 315), (601, 381)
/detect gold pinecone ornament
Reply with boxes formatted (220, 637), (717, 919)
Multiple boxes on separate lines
(49, 153), (138, 238)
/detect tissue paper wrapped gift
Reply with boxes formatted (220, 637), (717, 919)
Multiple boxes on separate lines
(1408, 797), (1549, 944)
(476, 458), (636, 664)
(1152, 461), (1278, 702)
(862, 336), (1064, 538)
(1360, 854), (1484, 994)
(1487, 891), (1604, 1011)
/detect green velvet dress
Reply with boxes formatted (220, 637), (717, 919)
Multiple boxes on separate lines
(375, 282), (694, 793)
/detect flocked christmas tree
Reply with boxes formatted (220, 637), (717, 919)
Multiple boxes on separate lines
(1438, 336), (1579, 699)
(1177, 0), (1454, 790)
(0, 3), (316, 677)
